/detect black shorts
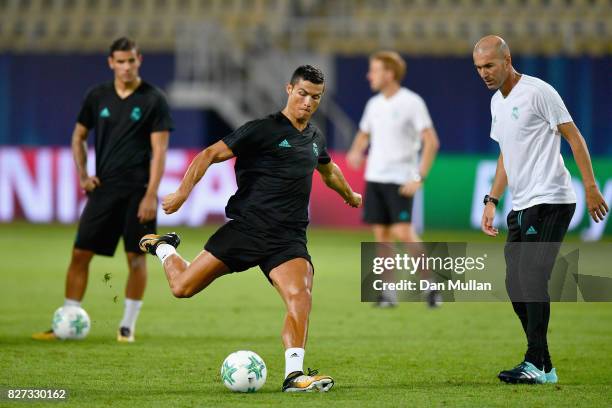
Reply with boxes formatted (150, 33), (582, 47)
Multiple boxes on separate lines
(204, 221), (312, 284)
(74, 186), (156, 256)
(363, 181), (414, 225)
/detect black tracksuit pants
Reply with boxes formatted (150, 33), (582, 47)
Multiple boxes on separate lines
(505, 203), (575, 371)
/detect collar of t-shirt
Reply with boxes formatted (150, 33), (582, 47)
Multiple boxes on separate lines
(278, 111), (312, 133)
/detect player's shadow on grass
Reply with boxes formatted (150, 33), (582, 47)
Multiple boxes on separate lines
(341, 380), (501, 390)
(83, 387), (283, 396)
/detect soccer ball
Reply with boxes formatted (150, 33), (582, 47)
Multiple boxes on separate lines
(52, 306), (91, 340)
(220, 350), (267, 392)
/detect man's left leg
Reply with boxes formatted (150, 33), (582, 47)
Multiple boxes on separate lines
(391, 222), (440, 307)
(389, 222), (420, 243)
(372, 224), (397, 307)
(523, 204), (574, 383)
(117, 252), (147, 342)
(269, 258), (333, 392)
(499, 204), (574, 384)
(118, 189), (155, 342)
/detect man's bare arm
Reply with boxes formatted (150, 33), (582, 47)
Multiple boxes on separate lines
(482, 153), (507, 237)
(418, 127), (440, 180)
(316, 161), (362, 208)
(399, 127), (440, 197)
(559, 122), (608, 222)
(137, 131), (170, 222)
(162, 140), (235, 214)
(489, 152), (507, 200)
(71, 123), (99, 192)
(346, 131), (370, 169)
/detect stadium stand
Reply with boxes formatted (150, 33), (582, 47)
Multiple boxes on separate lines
(0, 0), (610, 55)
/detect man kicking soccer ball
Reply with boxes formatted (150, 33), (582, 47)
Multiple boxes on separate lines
(140, 65), (362, 392)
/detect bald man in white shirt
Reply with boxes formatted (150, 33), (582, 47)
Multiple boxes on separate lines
(474, 35), (608, 385)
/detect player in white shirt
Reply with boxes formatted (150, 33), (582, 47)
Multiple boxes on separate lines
(347, 51), (440, 307)
(473, 35), (608, 385)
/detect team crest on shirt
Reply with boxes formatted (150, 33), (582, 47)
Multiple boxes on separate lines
(130, 107), (142, 121)
(511, 106), (519, 120)
(312, 142), (319, 156)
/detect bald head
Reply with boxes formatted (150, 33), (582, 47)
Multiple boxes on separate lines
(473, 35), (515, 92)
(474, 35), (510, 59)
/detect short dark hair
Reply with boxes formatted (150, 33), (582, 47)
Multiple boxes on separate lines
(290, 65), (325, 85)
(109, 37), (139, 56)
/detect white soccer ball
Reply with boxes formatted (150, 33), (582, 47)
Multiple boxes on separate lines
(52, 306), (91, 340)
(220, 350), (267, 392)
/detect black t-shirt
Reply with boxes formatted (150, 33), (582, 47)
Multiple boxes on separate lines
(77, 81), (174, 188)
(222, 111), (331, 241)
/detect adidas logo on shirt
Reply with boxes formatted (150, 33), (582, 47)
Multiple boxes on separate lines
(278, 139), (292, 148)
(100, 107), (110, 118)
(526, 226), (537, 235)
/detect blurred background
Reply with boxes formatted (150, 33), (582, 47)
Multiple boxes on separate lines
(0, 0), (610, 239)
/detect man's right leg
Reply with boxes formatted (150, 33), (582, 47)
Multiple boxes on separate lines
(32, 248), (94, 340)
(505, 210), (528, 335)
(364, 183), (397, 306)
(33, 187), (126, 340)
(498, 210), (549, 384)
(372, 225), (398, 307)
(140, 234), (230, 298)
(372, 224), (392, 242)
(65, 248), (95, 301)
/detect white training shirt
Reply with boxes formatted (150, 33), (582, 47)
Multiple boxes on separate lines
(490, 74), (577, 210)
(359, 87), (433, 184)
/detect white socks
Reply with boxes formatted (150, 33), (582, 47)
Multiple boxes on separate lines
(285, 347), (305, 378)
(155, 243), (176, 264)
(119, 298), (142, 331)
(64, 298), (81, 308)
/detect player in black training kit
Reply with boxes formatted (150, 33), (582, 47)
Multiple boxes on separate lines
(33, 37), (174, 343)
(140, 65), (362, 392)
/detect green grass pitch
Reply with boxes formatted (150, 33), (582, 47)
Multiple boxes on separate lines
(1, 223), (611, 407)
